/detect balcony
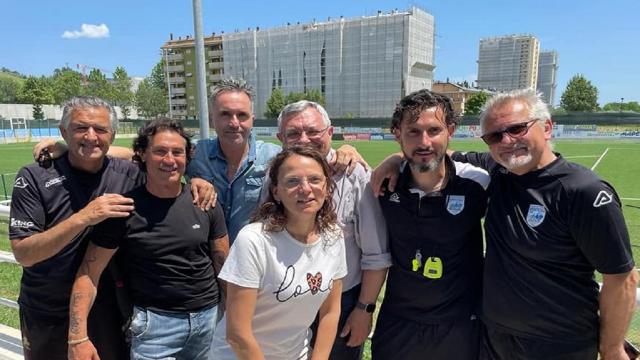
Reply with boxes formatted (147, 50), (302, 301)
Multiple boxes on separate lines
(173, 110), (188, 116)
(172, 98), (187, 105)
(209, 73), (222, 81)
(168, 76), (185, 84)
(171, 87), (186, 94)
(208, 50), (223, 57)
(208, 62), (223, 70)
(167, 53), (183, 61)
(167, 65), (184, 72)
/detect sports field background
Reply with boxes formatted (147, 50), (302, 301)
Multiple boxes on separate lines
(0, 137), (639, 355)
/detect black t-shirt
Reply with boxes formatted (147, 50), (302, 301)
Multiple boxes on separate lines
(452, 151), (634, 342)
(89, 185), (228, 312)
(378, 156), (489, 323)
(9, 154), (142, 316)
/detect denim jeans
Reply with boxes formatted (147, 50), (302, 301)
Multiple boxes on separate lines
(129, 304), (218, 360)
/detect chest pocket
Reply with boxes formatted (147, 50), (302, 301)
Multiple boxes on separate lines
(244, 175), (265, 203)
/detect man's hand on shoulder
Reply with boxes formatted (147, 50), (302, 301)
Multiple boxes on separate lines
(75, 194), (134, 226)
(32, 138), (66, 161)
(332, 144), (368, 175)
(190, 178), (217, 211)
(370, 152), (403, 196)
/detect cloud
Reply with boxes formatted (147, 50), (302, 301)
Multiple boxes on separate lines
(62, 24), (110, 39)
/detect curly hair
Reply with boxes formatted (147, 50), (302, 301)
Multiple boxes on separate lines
(391, 89), (458, 132)
(251, 145), (337, 235)
(131, 117), (193, 172)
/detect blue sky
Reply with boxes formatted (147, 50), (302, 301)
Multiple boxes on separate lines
(2, 0), (638, 106)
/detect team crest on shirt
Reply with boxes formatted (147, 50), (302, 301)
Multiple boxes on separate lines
(446, 195), (465, 215)
(526, 204), (546, 227)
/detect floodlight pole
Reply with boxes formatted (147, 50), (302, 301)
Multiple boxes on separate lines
(193, 0), (210, 139)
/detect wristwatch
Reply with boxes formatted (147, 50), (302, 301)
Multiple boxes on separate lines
(356, 301), (376, 313)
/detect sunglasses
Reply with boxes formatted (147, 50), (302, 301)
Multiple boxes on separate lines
(480, 119), (539, 145)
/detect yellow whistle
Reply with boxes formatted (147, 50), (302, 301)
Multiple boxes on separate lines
(412, 250), (423, 272)
(423, 257), (443, 279)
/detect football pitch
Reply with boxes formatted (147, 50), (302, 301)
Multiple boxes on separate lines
(0, 138), (640, 347)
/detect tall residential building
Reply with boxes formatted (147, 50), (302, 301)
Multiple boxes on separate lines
(161, 35), (224, 118)
(536, 50), (558, 106)
(476, 34), (540, 92)
(161, 7), (435, 119)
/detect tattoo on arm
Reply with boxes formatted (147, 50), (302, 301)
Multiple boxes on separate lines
(69, 293), (84, 336)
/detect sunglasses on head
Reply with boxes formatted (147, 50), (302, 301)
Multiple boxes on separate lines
(480, 119), (539, 145)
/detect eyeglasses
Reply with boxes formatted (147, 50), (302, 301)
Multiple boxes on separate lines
(282, 175), (326, 190)
(480, 120), (538, 145)
(283, 126), (330, 141)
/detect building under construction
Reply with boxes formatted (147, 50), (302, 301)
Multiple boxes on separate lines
(161, 6), (435, 119)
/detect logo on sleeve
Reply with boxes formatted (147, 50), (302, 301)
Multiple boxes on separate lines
(389, 193), (400, 203)
(13, 177), (28, 189)
(593, 191), (613, 208)
(192, 224), (201, 229)
(10, 218), (34, 229)
(446, 195), (465, 215)
(526, 204), (546, 227)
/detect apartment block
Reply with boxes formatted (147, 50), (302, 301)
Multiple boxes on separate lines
(477, 34), (540, 92)
(161, 7), (435, 119)
(161, 35), (224, 118)
(536, 50), (558, 105)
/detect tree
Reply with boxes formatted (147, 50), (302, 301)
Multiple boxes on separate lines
(86, 69), (115, 102)
(18, 76), (54, 119)
(560, 74), (599, 112)
(135, 78), (167, 118)
(602, 101), (640, 113)
(112, 66), (134, 119)
(464, 91), (489, 115)
(264, 88), (286, 119)
(0, 73), (24, 103)
(51, 67), (84, 104)
(285, 91), (306, 105)
(304, 89), (326, 107)
(150, 60), (166, 90)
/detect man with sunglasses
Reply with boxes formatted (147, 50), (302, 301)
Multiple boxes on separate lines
(371, 88), (636, 359)
(452, 89), (637, 360)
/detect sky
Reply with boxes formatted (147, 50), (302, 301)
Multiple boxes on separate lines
(2, 0), (638, 106)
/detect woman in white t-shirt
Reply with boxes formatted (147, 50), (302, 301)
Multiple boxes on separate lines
(211, 145), (347, 360)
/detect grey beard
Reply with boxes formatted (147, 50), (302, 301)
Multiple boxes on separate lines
(408, 156), (441, 173)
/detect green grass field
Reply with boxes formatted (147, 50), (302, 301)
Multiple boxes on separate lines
(1, 137), (640, 352)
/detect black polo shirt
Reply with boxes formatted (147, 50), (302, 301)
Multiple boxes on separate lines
(89, 185), (228, 312)
(378, 156), (489, 323)
(9, 154), (143, 316)
(452, 151), (634, 342)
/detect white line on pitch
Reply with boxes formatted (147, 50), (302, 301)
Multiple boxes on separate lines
(564, 155), (599, 159)
(591, 148), (609, 171)
(609, 148), (640, 151)
(622, 198), (640, 201)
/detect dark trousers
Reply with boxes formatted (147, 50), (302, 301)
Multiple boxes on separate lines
(479, 324), (598, 360)
(311, 284), (363, 360)
(20, 300), (129, 360)
(371, 311), (481, 360)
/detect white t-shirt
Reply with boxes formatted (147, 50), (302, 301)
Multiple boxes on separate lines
(211, 222), (347, 360)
